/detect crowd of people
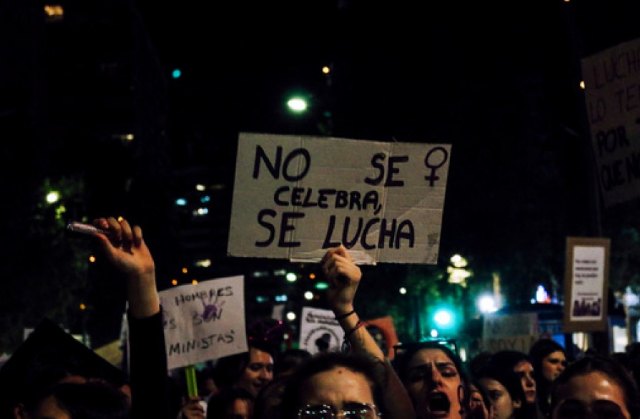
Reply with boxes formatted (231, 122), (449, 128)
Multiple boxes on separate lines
(1, 216), (640, 419)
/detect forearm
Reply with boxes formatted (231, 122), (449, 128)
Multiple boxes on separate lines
(335, 308), (385, 361)
(126, 271), (160, 319)
(128, 311), (171, 419)
(336, 309), (415, 419)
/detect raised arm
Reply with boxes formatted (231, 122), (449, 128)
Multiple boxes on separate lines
(91, 216), (170, 419)
(91, 216), (159, 318)
(322, 245), (416, 419)
(322, 245), (385, 360)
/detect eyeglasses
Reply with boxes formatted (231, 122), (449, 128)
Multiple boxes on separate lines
(297, 403), (381, 418)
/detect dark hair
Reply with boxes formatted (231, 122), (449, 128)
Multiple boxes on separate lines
(529, 338), (565, 382)
(253, 376), (289, 419)
(279, 351), (387, 419)
(490, 350), (532, 371)
(468, 351), (493, 380)
(206, 387), (254, 419)
(551, 354), (640, 419)
(27, 381), (130, 419)
(275, 348), (312, 378)
(468, 380), (492, 419)
(477, 358), (526, 407)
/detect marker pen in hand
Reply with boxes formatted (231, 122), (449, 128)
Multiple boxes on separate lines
(66, 221), (108, 236)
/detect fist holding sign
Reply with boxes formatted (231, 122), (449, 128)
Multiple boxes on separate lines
(228, 133), (451, 264)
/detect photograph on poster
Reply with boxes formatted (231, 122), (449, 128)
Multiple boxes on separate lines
(569, 245), (605, 321)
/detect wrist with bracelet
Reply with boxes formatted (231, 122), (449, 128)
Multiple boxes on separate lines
(334, 309), (356, 320)
(341, 320), (365, 353)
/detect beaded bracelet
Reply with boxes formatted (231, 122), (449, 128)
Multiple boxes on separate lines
(335, 309), (356, 321)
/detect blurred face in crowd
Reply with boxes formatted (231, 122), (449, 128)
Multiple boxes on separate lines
(226, 398), (253, 419)
(235, 347), (274, 397)
(552, 371), (630, 419)
(405, 348), (464, 419)
(469, 383), (490, 419)
(479, 378), (520, 419)
(297, 366), (378, 419)
(541, 351), (567, 382)
(513, 361), (536, 404)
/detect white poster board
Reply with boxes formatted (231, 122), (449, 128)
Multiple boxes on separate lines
(298, 307), (344, 355)
(564, 237), (610, 332)
(159, 276), (247, 370)
(581, 38), (640, 207)
(482, 312), (538, 353)
(228, 133), (451, 264)
(570, 246), (606, 321)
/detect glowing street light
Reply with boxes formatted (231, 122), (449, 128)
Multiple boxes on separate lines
(448, 254), (471, 286)
(286, 97), (308, 113)
(46, 190), (60, 204)
(477, 295), (498, 313)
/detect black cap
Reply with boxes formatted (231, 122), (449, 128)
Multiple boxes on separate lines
(0, 318), (127, 415)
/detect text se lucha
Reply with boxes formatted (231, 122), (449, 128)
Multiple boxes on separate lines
(251, 145), (427, 250)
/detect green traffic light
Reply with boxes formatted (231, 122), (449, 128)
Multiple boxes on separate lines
(433, 307), (457, 330)
(434, 309), (453, 327)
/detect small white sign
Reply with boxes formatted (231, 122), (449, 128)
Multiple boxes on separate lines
(159, 276), (247, 370)
(298, 307), (344, 355)
(482, 313), (538, 353)
(569, 246), (605, 321)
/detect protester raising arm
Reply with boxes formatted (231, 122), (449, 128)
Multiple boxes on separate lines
(91, 216), (171, 419)
(321, 245), (416, 419)
(92, 216), (159, 318)
(322, 245), (384, 360)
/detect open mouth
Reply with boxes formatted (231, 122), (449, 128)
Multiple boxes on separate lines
(426, 392), (451, 416)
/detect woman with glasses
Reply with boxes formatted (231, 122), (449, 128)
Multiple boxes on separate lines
(279, 351), (386, 419)
(550, 354), (640, 419)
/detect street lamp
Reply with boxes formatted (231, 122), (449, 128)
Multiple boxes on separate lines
(447, 254), (471, 286)
(286, 96), (308, 113)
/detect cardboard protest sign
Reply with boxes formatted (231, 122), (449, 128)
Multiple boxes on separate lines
(581, 38), (640, 207)
(159, 276), (247, 370)
(563, 237), (610, 333)
(298, 307), (344, 355)
(228, 132), (451, 264)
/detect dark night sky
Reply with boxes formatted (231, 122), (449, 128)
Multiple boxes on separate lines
(2, 0), (640, 347)
(118, 0), (640, 290)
